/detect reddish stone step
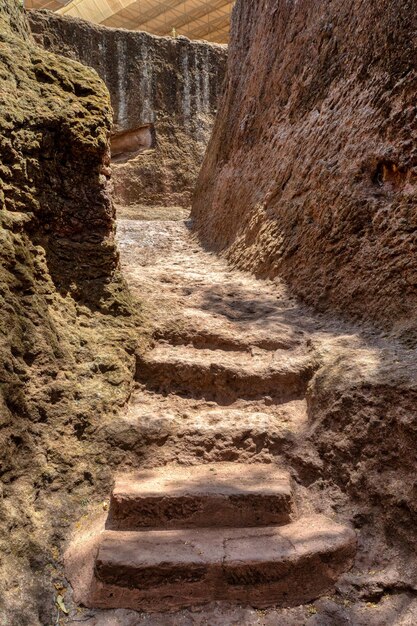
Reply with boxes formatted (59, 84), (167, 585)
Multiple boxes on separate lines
(135, 343), (315, 402)
(100, 398), (307, 465)
(107, 463), (294, 530)
(154, 318), (306, 352)
(89, 515), (356, 612)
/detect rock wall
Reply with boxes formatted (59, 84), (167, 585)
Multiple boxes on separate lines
(192, 0), (417, 340)
(28, 10), (227, 210)
(0, 3), (142, 623)
(190, 0), (417, 594)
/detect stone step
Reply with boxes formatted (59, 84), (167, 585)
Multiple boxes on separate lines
(154, 314), (306, 353)
(135, 343), (315, 402)
(99, 399), (308, 465)
(89, 515), (356, 612)
(107, 463), (294, 531)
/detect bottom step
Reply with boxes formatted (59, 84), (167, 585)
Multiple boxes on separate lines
(88, 515), (356, 612)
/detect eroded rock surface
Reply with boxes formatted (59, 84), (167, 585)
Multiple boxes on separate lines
(28, 9), (227, 211)
(0, 3), (144, 624)
(107, 463), (294, 530)
(86, 516), (355, 611)
(192, 0), (417, 341)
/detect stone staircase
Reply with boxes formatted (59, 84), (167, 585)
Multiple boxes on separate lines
(107, 464), (294, 530)
(82, 462), (355, 612)
(66, 219), (357, 614)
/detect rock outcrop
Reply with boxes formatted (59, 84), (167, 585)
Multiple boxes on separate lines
(0, 3), (142, 624)
(28, 10), (227, 211)
(192, 0), (417, 341)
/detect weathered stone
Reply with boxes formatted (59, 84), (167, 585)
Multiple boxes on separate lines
(192, 0), (417, 341)
(71, 515), (356, 612)
(0, 3), (138, 623)
(28, 10), (227, 210)
(136, 342), (316, 402)
(100, 398), (307, 466)
(107, 463), (294, 530)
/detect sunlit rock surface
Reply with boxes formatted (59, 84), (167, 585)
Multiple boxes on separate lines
(192, 0), (417, 342)
(29, 10), (227, 210)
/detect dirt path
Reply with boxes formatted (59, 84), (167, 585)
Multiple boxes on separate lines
(65, 213), (417, 626)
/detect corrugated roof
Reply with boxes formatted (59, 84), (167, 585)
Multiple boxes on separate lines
(26, 0), (233, 43)
(26, 0), (68, 9)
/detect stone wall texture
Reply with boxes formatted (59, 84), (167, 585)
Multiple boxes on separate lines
(192, 0), (417, 342)
(0, 3), (139, 623)
(29, 10), (227, 209)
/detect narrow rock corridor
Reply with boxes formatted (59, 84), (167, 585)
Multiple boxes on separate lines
(62, 209), (390, 624)
(2, 1), (416, 624)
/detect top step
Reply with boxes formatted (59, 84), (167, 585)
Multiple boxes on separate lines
(154, 313), (307, 353)
(107, 463), (294, 531)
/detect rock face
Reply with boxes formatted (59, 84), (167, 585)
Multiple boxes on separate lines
(2, 3), (120, 300)
(28, 10), (227, 210)
(192, 0), (417, 340)
(0, 3), (140, 624)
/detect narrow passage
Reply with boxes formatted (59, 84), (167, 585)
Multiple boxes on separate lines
(64, 211), (359, 619)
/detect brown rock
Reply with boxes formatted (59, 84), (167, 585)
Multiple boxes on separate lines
(0, 2), (138, 623)
(192, 0), (417, 340)
(136, 342), (317, 402)
(87, 515), (356, 611)
(100, 398), (307, 465)
(28, 9), (227, 211)
(107, 463), (294, 530)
